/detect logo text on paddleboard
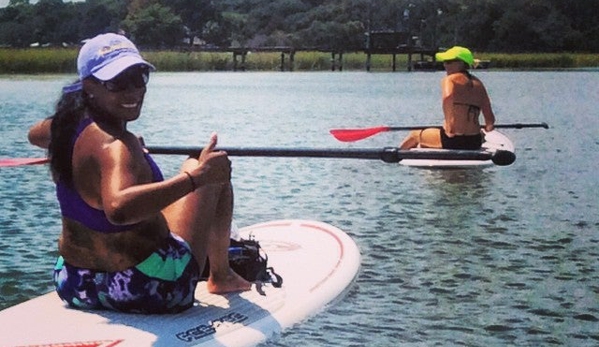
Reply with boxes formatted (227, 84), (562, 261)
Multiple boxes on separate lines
(175, 311), (248, 342)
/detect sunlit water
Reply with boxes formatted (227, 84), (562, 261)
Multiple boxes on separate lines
(1, 71), (598, 346)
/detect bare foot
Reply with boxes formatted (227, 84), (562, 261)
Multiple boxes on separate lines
(206, 268), (252, 294)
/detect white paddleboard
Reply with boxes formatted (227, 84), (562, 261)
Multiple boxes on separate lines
(400, 130), (515, 169)
(0, 219), (361, 347)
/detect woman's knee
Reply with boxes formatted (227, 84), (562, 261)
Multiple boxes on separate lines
(180, 157), (199, 172)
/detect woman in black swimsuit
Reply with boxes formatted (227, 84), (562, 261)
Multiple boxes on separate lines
(399, 46), (496, 150)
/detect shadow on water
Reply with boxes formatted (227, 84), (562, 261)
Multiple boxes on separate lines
(422, 167), (491, 189)
(418, 168), (493, 230)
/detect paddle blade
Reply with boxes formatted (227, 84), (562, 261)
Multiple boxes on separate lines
(491, 150), (516, 166)
(330, 126), (391, 142)
(0, 158), (49, 167)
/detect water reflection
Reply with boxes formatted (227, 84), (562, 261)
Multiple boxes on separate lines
(425, 167), (490, 187)
(418, 168), (492, 229)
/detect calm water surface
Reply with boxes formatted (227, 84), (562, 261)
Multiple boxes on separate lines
(1, 71), (598, 346)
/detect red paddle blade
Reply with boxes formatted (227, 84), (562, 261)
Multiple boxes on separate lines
(329, 126), (391, 142)
(0, 158), (49, 167)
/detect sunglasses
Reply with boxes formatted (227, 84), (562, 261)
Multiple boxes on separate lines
(95, 65), (150, 92)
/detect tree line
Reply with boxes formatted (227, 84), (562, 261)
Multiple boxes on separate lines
(1, 0), (597, 52)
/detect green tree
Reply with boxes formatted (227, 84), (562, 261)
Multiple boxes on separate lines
(551, 0), (599, 51)
(122, 2), (185, 48)
(220, 10), (249, 46)
(79, 0), (130, 39)
(1, 0), (598, 52)
(490, 0), (575, 52)
(30, 0), (79, 45)
(159, 0), (224, 45)
(8, 0), (31, 6)
(0, 1), (34, 47)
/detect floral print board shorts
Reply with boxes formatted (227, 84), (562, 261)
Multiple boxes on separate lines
(53, 233), (200, 314)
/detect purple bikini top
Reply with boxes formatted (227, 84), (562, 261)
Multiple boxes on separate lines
(56, 118), (164, 233)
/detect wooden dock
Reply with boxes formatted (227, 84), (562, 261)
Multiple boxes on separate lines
(184, 31), (439, 72)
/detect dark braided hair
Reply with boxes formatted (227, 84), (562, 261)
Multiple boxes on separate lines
(48, 85), (89, 185)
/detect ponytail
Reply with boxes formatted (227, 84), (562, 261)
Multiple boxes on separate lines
(462, 69), (476, 89)
(48, 85), (88, 184)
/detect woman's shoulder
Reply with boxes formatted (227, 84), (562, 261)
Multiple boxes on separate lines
(79, 128), (146, 170)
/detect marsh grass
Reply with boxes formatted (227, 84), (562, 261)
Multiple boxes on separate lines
(478, 53), (599, 69)
(0, 48), (76, 74)
(0, 48), (597, 74)
(147, 51), (412, 71)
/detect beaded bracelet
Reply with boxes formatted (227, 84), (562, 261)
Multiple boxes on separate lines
(184, 171), (197, 192)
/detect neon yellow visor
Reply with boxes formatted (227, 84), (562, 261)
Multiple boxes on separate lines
(435, 46), (474, 67)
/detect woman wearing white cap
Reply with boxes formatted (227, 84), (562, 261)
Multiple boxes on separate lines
(28, 33), (251, 314)
(399, 46), (496, 150)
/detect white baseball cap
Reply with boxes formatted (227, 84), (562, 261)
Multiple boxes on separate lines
(77, 33), (154, 81)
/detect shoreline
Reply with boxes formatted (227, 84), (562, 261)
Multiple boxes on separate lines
(1, 48), (598, 74)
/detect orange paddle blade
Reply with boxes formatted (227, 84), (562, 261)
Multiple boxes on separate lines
(329, 126), (391, 142)
(0, 158), (49, 167)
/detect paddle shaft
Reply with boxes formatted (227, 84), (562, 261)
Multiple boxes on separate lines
(330, 122), (549, 142)
(1, 146), (514, 167)
(146, 146), (510, 164)
(387, 123), (549, 131)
